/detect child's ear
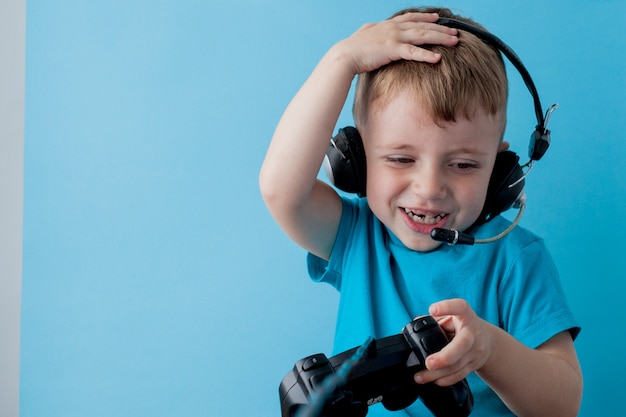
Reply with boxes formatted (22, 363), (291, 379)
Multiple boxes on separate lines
(499, 141), (510, 152)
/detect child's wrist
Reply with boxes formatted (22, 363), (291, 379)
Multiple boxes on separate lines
(325, 41), (360, 78)
(475, 322), (502, 375)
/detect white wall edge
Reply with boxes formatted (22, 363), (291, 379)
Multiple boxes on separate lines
(0, 0), (25, 415)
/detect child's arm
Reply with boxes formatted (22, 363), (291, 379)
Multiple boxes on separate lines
(415, 299), (583, 417)
(259, 12), (458, 260)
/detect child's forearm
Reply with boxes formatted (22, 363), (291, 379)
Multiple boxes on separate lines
(478, 325), (582, 417)
(259, 44), (355, 256)
(263, 45), (355, 195)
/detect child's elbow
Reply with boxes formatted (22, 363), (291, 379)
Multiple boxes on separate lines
(569, 372), (584, 417)
(259, 167), (281, 209)
(556, 364), (583, 417)
(259, 165), (294, 222)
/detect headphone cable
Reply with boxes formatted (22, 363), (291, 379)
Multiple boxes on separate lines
(295, 336), (375, 417)
(474, 198), (526, 244)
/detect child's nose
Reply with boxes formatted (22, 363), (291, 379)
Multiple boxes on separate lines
(411, 166), (446, 200)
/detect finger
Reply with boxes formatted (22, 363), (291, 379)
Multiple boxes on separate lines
(435, 315), (457, 335)
(394, 28), (458, 63)
(396, 44), (444, 64)
(401, 26), (459, 46)
(394, 32), (458, 64)
(429, 298), (472, 318)
(430, 368), (471, 387)
(392, 11), (458, 37)
(423, 324), (476, 378)
(398, 20), (459, 37)
(391, 11), (441, 24)
(435, 315), (454, 328)
(392, 20), (458, 49)
(414, 359), (471, 386)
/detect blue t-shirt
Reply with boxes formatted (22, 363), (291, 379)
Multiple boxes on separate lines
(307, 197), (579, 417)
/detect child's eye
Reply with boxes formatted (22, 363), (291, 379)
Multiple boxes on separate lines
(386, 156), (414, 165)
(450, 161), (479, 170)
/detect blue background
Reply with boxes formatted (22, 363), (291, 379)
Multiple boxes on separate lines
(22, 1), (625, 416)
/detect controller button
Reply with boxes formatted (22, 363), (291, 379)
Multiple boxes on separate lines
(412, 316), (436, 332)
(420, 333), (448, 354)
(309, 373), (328, 390)
(302, 354), (328, 371)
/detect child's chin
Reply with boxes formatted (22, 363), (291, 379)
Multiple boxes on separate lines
(402, 236), (444, 252)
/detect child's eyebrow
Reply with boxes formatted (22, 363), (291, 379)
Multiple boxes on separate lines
(372, 141), (416, 151)
(384, 144), (414, 151)
(446, 147), (491, 156)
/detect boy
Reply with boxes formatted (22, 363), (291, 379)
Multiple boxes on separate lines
(260, 7), (582, 417)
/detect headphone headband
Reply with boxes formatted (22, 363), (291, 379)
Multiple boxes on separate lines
(437, 18), (544, 127)
(437, 17), (555, 162)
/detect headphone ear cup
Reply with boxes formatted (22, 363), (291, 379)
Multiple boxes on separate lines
(323, 127), (367, 197)
(476, 150), (525, 224)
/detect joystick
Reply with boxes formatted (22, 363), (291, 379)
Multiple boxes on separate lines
(279, 316), (473, 417)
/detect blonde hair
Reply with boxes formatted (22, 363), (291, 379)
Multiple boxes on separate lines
(353, 7), (508, 130)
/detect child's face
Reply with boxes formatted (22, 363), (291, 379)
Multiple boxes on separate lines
(360, 91), (506, 252)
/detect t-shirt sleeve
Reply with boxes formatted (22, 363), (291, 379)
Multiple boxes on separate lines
(307, 197), (358, 290)
(498, 238), (580, 348)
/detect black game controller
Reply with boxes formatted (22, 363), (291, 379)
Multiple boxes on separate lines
(279, 316), (473, 417)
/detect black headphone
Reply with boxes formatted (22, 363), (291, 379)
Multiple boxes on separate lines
(324, 18), (557, 225)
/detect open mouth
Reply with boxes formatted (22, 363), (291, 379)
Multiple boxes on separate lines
(403, 208), (447, 225)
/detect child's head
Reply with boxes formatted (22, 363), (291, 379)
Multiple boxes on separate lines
(353, 7), (510, 252)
